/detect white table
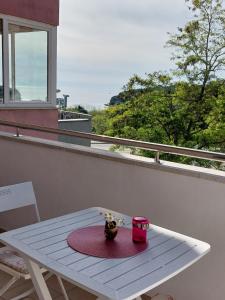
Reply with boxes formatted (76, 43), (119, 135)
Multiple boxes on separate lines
(0, 207), (210, 300)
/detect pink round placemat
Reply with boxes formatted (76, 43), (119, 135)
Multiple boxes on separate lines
(67, 225), (148, 258)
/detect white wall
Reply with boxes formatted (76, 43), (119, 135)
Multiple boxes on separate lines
(0, 133), (224, 300)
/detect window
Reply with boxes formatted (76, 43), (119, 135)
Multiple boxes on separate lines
(0, 20), (2, 104)
(8, 24), (48, 102)
(0, 16), (57, 106)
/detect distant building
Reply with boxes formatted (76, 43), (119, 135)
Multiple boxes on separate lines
(56, 94), (70, 109)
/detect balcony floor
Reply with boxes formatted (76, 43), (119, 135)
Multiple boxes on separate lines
(0, 270), (151, 300)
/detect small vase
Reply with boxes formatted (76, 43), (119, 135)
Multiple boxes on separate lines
(104, 220), (118, 240)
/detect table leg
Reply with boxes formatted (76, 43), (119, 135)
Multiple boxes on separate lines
(24, 258), (52, 300)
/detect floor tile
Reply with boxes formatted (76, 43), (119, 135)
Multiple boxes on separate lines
(67, 287), (96, 300)
(47, 275), (75, 294)
(2, 281), (33, 300)
(0, 271), (11, 283)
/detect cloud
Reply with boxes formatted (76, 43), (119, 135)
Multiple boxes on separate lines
(57, 0), (190, 108)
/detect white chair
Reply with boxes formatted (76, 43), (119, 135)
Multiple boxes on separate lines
(0, 182), (69, 300)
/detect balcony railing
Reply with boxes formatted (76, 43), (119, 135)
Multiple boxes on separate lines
(0, 119), (225, 164)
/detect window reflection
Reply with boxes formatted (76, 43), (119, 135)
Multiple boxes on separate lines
(9, 24), (48, 102)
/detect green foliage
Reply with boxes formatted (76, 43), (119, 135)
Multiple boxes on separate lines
(91, 109), (110, 135)
(92, 73), (225, 168)
(91, 0), (225, 169)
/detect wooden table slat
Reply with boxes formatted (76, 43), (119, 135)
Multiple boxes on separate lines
(22, 214), (103, 244)
(16, 210), (100, 241)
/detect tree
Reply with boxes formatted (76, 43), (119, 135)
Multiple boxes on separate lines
(91, 109), (111, 135)
(167, 0), (225, 101)
(97, 73), (225, 167)
(166, 0), (225, 150)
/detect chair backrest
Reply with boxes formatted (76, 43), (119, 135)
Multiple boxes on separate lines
(0, 182), (40, 222)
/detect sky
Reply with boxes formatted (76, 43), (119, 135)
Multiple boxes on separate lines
(57, 0), (190, 108)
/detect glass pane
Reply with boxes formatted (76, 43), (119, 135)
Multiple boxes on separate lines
(0, 20), (3, 104)
(9, 24), (48, 102)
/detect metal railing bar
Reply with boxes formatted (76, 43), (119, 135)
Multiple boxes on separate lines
(155, 152), (160, 164)
(0, 119), (225, 163)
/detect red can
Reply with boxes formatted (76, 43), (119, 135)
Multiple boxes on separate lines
(132, 216), (150, 243)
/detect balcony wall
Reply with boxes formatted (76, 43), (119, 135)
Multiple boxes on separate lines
(0, 108), (58, 140)
(0, 132), (225, 300)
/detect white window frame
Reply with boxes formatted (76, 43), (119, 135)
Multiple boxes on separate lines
(0, 14), (57, 108)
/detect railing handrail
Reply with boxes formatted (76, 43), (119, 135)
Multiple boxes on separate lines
(0, 119), (225, 163)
